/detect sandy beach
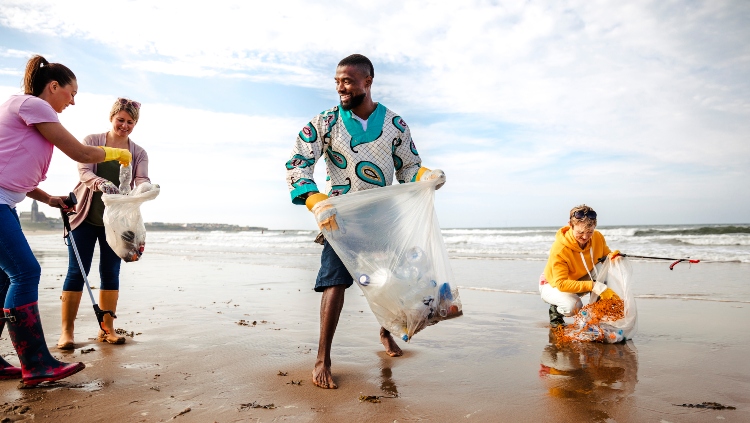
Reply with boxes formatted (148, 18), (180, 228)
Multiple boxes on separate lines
(1, 234), (749, 422)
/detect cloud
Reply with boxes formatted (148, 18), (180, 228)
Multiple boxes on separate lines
(0, 67), (22, 76)
(0, 46), (34, 58)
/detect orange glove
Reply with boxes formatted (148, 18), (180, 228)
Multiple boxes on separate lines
(609, 250), (622, 260)
(306, 193), (339, 232)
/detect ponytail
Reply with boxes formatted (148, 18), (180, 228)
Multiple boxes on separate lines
(23, 55), (76, 96)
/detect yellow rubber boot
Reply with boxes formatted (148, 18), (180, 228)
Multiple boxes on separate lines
(56, 291), (82, 350)
(97, 290), (125, 344)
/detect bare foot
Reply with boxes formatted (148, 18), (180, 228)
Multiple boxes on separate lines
(312, 362), (337, 389)
(56, 332), (75, 350)
(380, 327), (403, 357)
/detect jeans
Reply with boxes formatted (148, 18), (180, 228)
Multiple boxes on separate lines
(63, 221), (121, 291)
(0, 205), (41, 308)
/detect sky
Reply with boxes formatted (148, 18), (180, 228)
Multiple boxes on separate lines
(1, 0), (748, 229)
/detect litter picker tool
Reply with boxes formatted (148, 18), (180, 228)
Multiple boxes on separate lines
(619, 254), (700, 270)
(60, 193), (117, 334)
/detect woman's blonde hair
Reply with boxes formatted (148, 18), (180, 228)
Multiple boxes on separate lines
(569, 204), (597, 229)
(109, 98), (140, 122)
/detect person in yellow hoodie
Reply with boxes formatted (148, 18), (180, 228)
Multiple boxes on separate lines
(539, 204), (621, 327)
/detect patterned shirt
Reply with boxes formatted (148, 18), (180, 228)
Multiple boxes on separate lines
(286, 103), (422, 204)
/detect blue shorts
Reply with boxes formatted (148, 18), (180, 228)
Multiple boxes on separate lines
(315, 241), (353, 292)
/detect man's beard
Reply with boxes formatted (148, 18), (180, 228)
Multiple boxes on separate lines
(340, 92), (366, 111)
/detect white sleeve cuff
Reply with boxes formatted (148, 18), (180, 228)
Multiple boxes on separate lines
(592, 281), (607, 295)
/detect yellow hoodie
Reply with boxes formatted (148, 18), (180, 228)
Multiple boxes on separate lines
(543, 226), (611, 293)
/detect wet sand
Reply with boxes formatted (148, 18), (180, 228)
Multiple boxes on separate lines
(1, 242), (749, 422)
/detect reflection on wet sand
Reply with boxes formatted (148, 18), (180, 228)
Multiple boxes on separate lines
(379, 357), (399, 397)
(539, 331), (638, 422)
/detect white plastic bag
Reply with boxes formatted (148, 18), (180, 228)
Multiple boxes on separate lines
(314, 178), (462, 342)
(593, 257), (638, 341)
(562, 258), (638, 343)
(102, 167), (160, 262)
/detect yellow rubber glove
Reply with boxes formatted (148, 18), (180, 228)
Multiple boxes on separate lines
(415, 167), (431, 181)
(593, 281), (621, 301)
(599, 288), (621, 301)
(305, 193), (328, 211)
(609, 250), (621, 260)
(99, 146), (132, 166)
(306, 193), (339, 232)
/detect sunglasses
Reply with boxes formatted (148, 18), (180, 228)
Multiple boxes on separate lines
(118, 98), (141, 109)
(571, 210), (597, 220)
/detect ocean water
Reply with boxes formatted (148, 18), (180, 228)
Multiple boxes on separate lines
(139, 224), (750, 263)
(26, 224), (750, 303)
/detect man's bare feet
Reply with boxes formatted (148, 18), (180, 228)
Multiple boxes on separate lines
(313, 285), (345, 389)
(312, 361), (337, 389)
(380, 327), (403, 357)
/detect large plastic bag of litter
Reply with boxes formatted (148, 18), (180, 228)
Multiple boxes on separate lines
(101, 165), (160, 262)
(558, 258), (638, 343)
(313, 177), (462, 342)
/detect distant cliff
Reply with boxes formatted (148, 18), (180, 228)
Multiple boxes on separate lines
(19, 201), (265, 233)
(21, 220), (266, 233)
(145, 222), (267, 232)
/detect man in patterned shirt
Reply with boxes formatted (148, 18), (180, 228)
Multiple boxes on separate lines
(286, 54), (445, 389)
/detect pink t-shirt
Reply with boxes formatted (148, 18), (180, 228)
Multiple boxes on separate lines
(0, 95), (59, 193)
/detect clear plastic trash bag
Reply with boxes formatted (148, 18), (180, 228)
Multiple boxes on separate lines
(566, 258), (638, 343)
(313, 177), (462, 342)
(102, 165), (159, 262)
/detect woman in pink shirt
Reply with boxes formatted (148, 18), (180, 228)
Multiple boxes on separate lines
(0, 55), (131, 387)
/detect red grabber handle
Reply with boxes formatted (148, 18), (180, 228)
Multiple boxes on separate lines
(669, 259), (701, 270)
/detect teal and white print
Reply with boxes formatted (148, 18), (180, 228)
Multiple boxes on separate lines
(298, 122), (317, 143)
(329, 178), (351, 197)
(392, 116), (407, 133)
(392, 137), (403, 171)
(285, 154), (315, 170)
(355, 161), (387, 187)
(326, 147), (348, 169)
(286, 104), (422, 203)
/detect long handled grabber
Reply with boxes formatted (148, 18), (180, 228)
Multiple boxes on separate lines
(60, 193), (117, 335)
(619, 254), (700, 270)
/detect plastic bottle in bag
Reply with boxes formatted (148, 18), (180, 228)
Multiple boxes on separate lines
(356, 269), (389, 288)
(437, 282), (455, 317)
(406, 247), (428, 272)
(577, 309), (591, 328)
(604, 329), (625, 343)
(394, 247), (431, 281)
(357, 273), (371, 286)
